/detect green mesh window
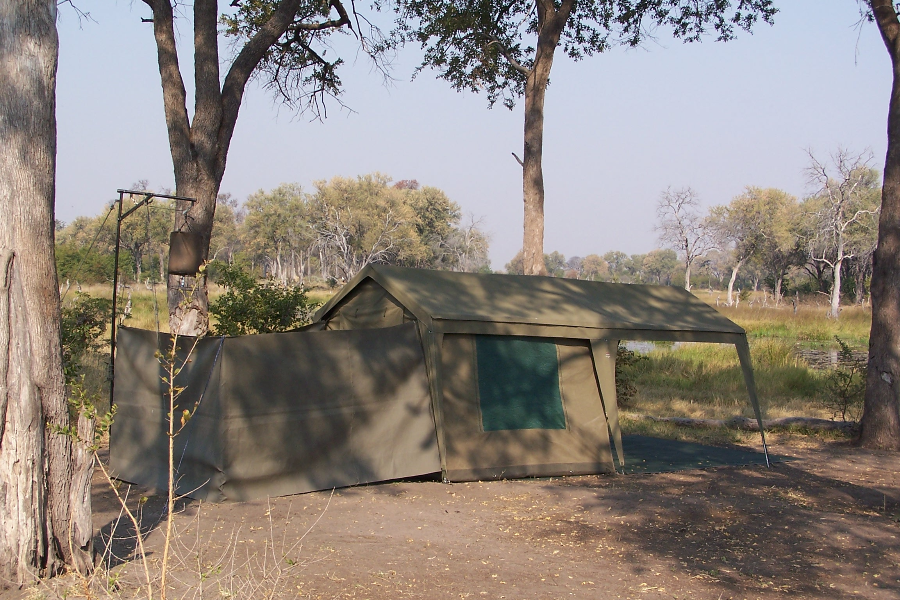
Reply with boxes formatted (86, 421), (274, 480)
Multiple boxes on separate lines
(475, 336), (566, 431)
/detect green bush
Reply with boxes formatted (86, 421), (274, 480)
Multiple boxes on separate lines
(615, 344), (647, 408)
(60, 292), (111, 382)
(821, 336), (867, 422)
(55, 243), (121, 284)
(208, 262), (316, 336)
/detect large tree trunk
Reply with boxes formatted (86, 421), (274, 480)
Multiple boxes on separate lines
(0, 0), (92, 584)
(167, 175), (217, 336)
(860, 0), (900, 450)
(521, 50), (552, 276)
(146, 0), (326, 335)
(520, 0), (572, 276)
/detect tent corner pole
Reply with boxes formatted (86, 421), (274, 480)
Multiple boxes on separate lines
(735, 336), (770, 468)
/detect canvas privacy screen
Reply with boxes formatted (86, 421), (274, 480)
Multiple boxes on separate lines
(475, 335), (566, 431)
(111, 323), (441, 501)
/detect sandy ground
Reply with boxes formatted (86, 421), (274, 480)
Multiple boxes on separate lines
(7, 435), (900, 599)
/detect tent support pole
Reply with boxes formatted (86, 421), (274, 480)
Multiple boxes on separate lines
(418, 323), (448, 479)
(590, 339), (624, 472)
(735, 336), (770, 467)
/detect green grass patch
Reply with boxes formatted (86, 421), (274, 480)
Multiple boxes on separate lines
(691, 290), (871, 349)
(622, 338), (828, 421)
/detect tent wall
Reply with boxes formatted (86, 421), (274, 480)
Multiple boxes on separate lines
(111, 328), (227, 500)
(218, 323), (440, 500)
(438, 334), (615, 481)
(323, 278), (414, 330)
(111, 323), (441, 502)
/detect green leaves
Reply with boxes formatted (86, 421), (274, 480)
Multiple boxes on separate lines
(60, 291), (112, 382)
(209, 262), (316, 336)
(821, 336), (867, 422)
(393, 0), (777, 109)
(220, 0), (380, 116)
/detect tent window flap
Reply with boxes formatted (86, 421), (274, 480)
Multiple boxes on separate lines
(475, 335), (566, 431)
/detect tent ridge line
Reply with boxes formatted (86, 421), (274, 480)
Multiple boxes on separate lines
(429, 318), (743, 335)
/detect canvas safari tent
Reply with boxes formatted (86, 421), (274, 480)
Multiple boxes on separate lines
(111, 265), (767, 502)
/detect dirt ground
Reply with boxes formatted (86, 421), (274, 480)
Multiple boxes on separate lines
(10, 435), (900, 599)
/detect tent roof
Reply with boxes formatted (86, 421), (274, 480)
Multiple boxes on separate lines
(314, 265), (744, 336)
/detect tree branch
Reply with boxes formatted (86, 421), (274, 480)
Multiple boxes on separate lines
(871, 0), (900, 56)
(216, 0), (352, 181)
(192, 0), (223, 163)
(143, 0), (191, 172)
(486, 36), (529, 75)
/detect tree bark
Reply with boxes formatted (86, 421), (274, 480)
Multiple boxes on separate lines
(0, 0), (92, 583)
(684, 259), (692, 292)
(829, 256), (843, 319)
(726, 258), (745, 306)
(860, 0), (900, 450)
(520, 0), (572, 276)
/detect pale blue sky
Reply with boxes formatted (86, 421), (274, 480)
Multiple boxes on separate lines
(56, 1), (890, 269)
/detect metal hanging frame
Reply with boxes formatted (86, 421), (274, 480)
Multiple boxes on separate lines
(109, 188), (196, 410)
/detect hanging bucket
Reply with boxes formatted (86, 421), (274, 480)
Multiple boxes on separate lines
(168, 231), (204, 275)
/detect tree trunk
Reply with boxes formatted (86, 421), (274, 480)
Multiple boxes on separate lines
(147, 0), (347, 334)
(520, 0), (571, 276)
(684, 259), (692, 292)
(165, 172), (218, 335)
(135, 249), (142, 283)
(774, 276), (783, 307)
(166, 185), (214, 337)
(829, 257), (843, 319)
(860, 0), (900, 450)
(855, 265), (866, 305)
(521, 53), (552, 276)
(726, 258), (744, 306)
(0, 0), (92, 583)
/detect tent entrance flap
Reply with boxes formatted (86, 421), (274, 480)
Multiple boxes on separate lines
(440, 334), (615, 481)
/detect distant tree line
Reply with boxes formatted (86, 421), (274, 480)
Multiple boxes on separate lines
(55, 174), (491, 288)
(506, 149), (881, 319)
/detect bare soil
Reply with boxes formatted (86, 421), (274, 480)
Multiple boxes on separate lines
(9, 435), (900, 599)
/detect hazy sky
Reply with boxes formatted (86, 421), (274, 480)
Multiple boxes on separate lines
(56, 1), (890, 269)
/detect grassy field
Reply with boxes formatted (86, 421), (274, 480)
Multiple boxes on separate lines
(622, 338), (827, 420)
(622, 292), (871, 434)
(67, 284), (869, 434)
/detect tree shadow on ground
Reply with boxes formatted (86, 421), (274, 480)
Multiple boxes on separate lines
(529, 461), (900, 598)
(92, 448), (200, 571)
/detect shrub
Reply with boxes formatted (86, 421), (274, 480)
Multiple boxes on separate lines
(208, 262), (316, 336)
(820, 336), (866, 422)
(616, 344), (647, 408)
(60, 292), (111, 381)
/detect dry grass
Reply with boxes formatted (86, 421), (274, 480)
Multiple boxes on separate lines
(692, 289), (872, 348)
(622, 338), (832, 422)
